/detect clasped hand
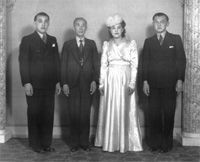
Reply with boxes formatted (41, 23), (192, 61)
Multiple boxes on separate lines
(24, 83), (61, 96)
(99, 86), (134, 95)
(63, 81), (97, 97)
(143, 80), (183, 96)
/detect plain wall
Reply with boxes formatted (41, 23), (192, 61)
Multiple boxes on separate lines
(6, 0), (184, 137)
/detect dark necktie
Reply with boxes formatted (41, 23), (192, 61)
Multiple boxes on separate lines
(79, 40), (84, 65)
(42, 33), (47, 43)
(159, 35), (163, 45)
(79, 40), (83, 54)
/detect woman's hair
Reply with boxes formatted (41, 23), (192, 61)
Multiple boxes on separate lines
(108, 20), (126, 38)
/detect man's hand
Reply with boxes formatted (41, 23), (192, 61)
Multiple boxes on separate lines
(128, 87), (135, 95)
(63, 84), (70, 97)
(24, 83), (33, 96)
(90, 81), (97, 95)
(143, 81), (150, 96)
(176, 80), (183, 94)
(55, 83), (61, 95)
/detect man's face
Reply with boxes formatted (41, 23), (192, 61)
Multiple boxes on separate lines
(74, 19), (87, 38)
(153, 16), (169, 33)
(35, 15), (49, 34)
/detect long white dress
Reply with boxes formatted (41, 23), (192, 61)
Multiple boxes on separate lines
(94, 40), (143, 153)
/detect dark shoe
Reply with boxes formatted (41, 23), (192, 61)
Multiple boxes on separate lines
(80, 145), (91, 151)
(33, 148), (46, 153)
(148, 147), (159, 152)
(43, 147), (55, 152)
(70, 147), (79, 152)
(159, 148), (170, 153)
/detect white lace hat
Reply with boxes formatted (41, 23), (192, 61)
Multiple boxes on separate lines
(106, 14), (123, 27)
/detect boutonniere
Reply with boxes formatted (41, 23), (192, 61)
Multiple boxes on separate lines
(52, 43), (56, 47)
(169, 46), (174, 48)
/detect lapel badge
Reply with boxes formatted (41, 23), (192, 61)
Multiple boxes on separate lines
(52, 43), (56, 47)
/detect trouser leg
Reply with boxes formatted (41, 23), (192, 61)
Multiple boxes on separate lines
(162, 88), (176, 149)
(148, 88), (162, 149)
(41, 90), (55, 148)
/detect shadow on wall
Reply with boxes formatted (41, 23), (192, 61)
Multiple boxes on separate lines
(6, 51), (13, 124)
(56, 92), (69, 141)
(6, 25), (35, 125)
(136, 23), (155, 138)
(98, 24), (110, 45)
(20, 25), (35, 38)
(145, 24), (155, 38)
(137, 47), (149, 137)
(51, 28), (75, 142)
(62, 28), (75, 43)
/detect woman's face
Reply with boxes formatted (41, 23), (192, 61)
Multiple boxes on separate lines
(110, 23), (124, 39)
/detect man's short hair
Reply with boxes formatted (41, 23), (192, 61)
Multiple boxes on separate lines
(152, 12), (169, 22)
(73, 17), (87, 26)
(34, 12), (50, 21)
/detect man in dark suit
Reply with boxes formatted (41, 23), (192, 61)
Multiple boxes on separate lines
(142, 12), (186, 153)
(19, 12), (61, 153)
(60, 17), (99, 152)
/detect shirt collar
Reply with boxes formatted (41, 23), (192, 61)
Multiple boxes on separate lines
(37, 31), (46, 39)
(76, 36), (85, 44)
(157, 31), (166, 39)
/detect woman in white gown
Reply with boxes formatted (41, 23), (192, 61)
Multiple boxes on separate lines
(95, 14), (143, 153)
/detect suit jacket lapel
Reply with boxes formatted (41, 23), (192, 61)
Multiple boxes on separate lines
(42, 34), (51, 58)
(152, 32), (170, 48)
(83, 38), (90, 60)
(152, 34), (160, 45)
(33, 31), (44, 45)
(71, 38), (80, 62)
(34, 31), (47, 46)
(162, 32), (171, 48)
(33, 31), (47, 58)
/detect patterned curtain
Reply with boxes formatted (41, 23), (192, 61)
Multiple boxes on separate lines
(183, 0), (200, 136)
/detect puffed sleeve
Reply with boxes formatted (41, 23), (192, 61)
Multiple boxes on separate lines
(99, 41), (109, 89)
(129, 40), (138, 89)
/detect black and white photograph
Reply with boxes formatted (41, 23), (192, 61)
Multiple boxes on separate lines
(0, 0), (199, 161)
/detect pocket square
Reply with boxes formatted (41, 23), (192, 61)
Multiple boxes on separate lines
(169, 46), (174, 48)
(52, 44), (56, 47)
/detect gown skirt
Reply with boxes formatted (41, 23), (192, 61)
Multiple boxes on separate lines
(95, 61), (143, 153)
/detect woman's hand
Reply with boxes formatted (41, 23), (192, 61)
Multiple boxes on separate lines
(99, 87), (104, 95)
(128, 87), (135, 95)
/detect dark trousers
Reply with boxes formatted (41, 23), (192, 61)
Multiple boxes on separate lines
(26, 89), (55, 149)
(68, 72), (92, 148)
(148, 87), (177, 149)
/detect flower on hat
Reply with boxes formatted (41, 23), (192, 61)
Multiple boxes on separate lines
(106, 14), (123, 27)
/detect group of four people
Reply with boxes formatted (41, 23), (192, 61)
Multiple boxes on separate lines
(18, 12), (186, 154)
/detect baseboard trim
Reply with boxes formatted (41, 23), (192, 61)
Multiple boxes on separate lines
(177, 133), (200, 146)
(0, 129), (12, 143)
(6, 126), (181, 139)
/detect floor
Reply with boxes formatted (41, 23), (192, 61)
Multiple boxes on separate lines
(0, 138), (199, 162)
